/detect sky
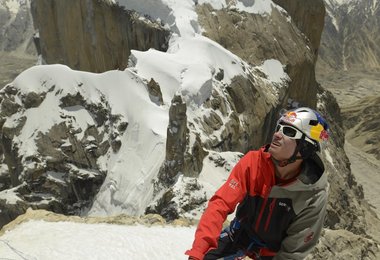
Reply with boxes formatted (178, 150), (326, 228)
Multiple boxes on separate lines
(0, 0), (289, 258)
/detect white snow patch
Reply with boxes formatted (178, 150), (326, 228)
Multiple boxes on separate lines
(0, 220), (196, 260)
(324, 149), (334, 166)
(257, 59), (288, 83)
(4, 0), (20, 14)
(234, 0), (273, 15)
(46, 171), (66, 184)
(0, 186), (23, 204)
(116, 0), (199, 37)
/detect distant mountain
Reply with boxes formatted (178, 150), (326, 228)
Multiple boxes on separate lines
(0, 0), (36, 55)
(342, 95), (380, 159)
(317, 0), (380, 162)
(318, 0), (380, 73)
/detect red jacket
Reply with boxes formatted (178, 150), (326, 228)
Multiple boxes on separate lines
(185, 146), (328, 260)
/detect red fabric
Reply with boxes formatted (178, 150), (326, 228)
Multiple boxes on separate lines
(185, 148), (276, 259)
(260, 248), (277, 256)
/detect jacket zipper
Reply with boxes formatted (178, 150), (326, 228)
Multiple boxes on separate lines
(255, 191), (270, 232)
(264, 198), (277, 232)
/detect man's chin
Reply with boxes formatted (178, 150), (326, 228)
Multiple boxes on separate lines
(268, 144), (278, 154)
(268, 147), (282, 161)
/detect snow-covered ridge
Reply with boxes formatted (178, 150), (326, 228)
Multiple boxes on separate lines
(116, 0), (278, 36)
(0, 0), (288, 220)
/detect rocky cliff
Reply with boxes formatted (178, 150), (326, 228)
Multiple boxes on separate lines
(31, 0), (170, 73)
(197, 0), (324, 109)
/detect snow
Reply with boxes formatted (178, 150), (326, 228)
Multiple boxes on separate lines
(0, 220), (196, 260)
(371, 0), (378, 14)
(329, 0), (355, 5)
(324, 149), (334, 166)
(198, 0), (227, 9)
(257, 59), (287, 84)
(3, 0), (20, 14)
(234, 0), (273, 15)
(46, 171), (66, 184)
(116, 0), (277, 37)
(116, 0), (199, 36)
(131, 34), (247, 107)
(0, 186), (23, 204)
(324, 1), (340, 32)
(199, 151), (242, 194)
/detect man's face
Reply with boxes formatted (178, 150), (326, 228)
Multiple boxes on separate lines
(268, 124), (298, 161)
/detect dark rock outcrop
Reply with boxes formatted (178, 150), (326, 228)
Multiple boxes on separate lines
(30, 0), (170, 73)
(147, 78), (164, 106)
(158, 95), (188, 187)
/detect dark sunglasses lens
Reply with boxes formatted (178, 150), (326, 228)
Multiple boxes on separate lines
(283, 126), (297, 137)
(275, 124), (281, 132)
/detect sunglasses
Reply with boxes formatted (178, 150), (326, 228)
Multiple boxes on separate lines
(275, 123), (315, 145)
(275, 123), (304, 139)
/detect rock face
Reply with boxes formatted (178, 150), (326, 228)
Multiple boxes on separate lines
(272, 0), (325, 55)
(307, 228), (379, 260)
(31, 0), (170, 73)
(196, 0), (324, 108)
(158, 95), (188, 188)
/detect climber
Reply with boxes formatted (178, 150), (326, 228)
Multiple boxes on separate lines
(185, 107), (330, 260)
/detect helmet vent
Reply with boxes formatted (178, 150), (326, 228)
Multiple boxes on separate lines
(309, 120), (318, 126)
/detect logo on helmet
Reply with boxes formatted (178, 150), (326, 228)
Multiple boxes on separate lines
(284, 111), (297, 123)
(310, 124), (329, 142)
(319, 129), (329, 141)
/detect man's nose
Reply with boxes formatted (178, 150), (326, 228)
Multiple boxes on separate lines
(273, 131), (283, 139)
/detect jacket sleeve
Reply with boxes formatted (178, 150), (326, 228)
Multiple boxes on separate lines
(273, 185), (329, 260)
(185, 152), (254, 260)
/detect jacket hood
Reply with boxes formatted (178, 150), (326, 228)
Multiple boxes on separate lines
(285, 153), (328, 191)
